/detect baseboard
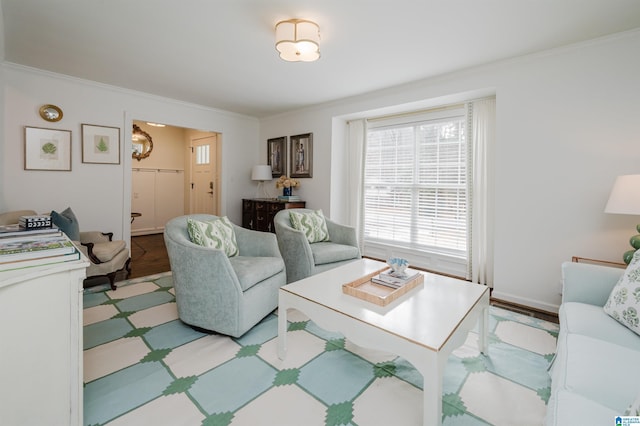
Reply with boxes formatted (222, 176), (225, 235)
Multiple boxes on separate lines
(490, 290), (559, 314)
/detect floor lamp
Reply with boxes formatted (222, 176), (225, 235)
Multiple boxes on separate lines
(605, 174), (640, 264)
(252, 165), (273, 198)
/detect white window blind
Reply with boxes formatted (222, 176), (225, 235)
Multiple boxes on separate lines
(364, 106), (468, 260)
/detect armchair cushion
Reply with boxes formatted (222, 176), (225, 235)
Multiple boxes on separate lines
(230, 256), (286, 291)
(311, 241), (361, 266)
(50, 207), (80, 241)
(289, 209), (330, 243)
(604, 250), (640, 336)
(187, 216), (239, 257)
(88, 240), (127, 263)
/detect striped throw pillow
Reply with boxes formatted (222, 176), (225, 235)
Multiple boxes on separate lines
(187, 216), (239, 257)
(289, 210), (330, 243)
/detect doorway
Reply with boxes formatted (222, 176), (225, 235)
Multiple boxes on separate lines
(129, 121), (221, 277)
(190, 135), (220, 215)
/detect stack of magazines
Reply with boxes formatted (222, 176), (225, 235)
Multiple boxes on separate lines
(371, 269), (420, 289)
(0, 225), (80, 272)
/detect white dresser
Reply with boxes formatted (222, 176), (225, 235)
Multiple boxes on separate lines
(0, 258), (89, 425)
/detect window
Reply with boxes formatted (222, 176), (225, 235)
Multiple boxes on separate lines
(195, 144), (210, 165)
(363, 106), (469, 263)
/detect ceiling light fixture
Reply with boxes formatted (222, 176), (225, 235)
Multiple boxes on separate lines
(275, 19), (320, 62)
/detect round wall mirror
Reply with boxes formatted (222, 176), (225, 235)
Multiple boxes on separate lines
(39, 104), (63, 122)
(132, 124), (153, 161)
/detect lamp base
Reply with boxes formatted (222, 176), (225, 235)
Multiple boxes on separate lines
(623, 224), (640, 264)
(255, 182), (271, 199)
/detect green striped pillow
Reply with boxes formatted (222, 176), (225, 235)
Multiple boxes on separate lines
(187, 216), (239, 257)
(289, 210), (330, 243)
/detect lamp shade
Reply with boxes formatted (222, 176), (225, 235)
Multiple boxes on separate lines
(275, 19), (320, 62)
(251, 165), (273, 181)
(605, 174), (640, 215)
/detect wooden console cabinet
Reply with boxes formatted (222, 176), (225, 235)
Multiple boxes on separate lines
(242, 198), (306, 232)
(0, 258), (89, 425)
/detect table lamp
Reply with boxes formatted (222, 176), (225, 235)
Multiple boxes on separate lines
(604, 174), (640, 264)
(251, 165), (273, 198)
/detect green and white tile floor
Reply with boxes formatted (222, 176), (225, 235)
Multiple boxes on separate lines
(83, 273), (559, 426)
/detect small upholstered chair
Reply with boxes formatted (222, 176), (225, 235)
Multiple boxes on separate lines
(50, 207), (130, 290)
(164, 214), (286, 338)
(274, 208), (361, 283)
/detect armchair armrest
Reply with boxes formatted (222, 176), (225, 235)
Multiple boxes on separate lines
(274, 217), (314, 283)
(79, 231), (113, 244)
(80, 241), (102, 264)
(326, 219), (359, 249)
(234, 225), (281, 258)
(561, 261), (624, 306)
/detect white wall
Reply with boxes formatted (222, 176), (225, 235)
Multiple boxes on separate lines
(260, 30), (640, 313)
(1, 64), (260, 245)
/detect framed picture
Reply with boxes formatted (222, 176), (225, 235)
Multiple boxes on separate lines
(81, 124), (121, 164)
(290, 133), (313, 178)
(24, 126), (72, 171)
(268, 136), (286, 178)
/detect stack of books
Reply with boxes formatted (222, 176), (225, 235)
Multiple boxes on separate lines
(0, 225), (81, 272)
(371, 269), (421, 289)
(278, 195), (302, 201)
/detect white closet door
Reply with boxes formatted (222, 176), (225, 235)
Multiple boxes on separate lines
(156, 170), (184, 228)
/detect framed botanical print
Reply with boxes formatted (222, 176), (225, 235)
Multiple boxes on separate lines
(268, 136), (286, 178)
(81, 124), (121, 164)
(290, 133), (312, 178)
(24, 126), (72, 171)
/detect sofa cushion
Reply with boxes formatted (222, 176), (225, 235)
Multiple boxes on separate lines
(560, 302), (640, 351)
(604, 250), (640, 336)
(552, 333), (640, 413)
(289, 209), (330, 243)
(187, 216), (239, 257)
(51, 207), (80, 241)
(310, 242), (360, 265)
(546, 389), (618, 426)
(229, 256), (284, 291)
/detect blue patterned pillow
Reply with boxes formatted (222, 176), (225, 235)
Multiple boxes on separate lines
(603, 250), (640, 336)
(51, 207), (80, 241)
(187, 216), (239, 257)
(289, 209), (330, 243)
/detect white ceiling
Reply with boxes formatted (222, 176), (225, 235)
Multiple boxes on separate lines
(3, 1), (640, 118)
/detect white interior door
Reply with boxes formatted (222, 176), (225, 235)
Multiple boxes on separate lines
(190, 136), (217, 215)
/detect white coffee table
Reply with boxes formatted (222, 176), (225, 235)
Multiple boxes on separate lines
(277, 258), (489, 426)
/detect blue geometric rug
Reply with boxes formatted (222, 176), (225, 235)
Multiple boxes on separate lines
(83, 273), (558, 425)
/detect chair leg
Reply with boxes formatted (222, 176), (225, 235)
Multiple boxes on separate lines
(124, 257), (132, 277)
(106, 272), (117, 291)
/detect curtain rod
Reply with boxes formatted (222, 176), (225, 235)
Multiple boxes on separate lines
(351, 95), (495, 124)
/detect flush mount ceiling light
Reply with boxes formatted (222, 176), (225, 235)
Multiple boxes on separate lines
(275, 19), (320, 62)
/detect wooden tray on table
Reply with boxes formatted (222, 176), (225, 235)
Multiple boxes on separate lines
(342, 267), (424, 306)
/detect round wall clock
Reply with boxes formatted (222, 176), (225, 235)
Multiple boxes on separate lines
(39, 104), (63, 122)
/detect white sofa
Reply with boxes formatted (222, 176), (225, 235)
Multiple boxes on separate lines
(546, 261), (640, 425)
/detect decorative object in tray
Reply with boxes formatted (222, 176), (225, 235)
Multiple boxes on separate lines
(342, 261), (424, 307)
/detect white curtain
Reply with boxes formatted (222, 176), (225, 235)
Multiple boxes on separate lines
(346, 119), (366, 252)
(470, 98), (496, 286)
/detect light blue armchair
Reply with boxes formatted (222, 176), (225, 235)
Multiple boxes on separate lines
(164, 214), (286, 337)
(274, 208), (361, 283)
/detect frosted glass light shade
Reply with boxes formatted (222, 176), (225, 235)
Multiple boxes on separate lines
(275, 19), (320, 62)
(605, 174), (640, 215)
(251, 165), (272, 181)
